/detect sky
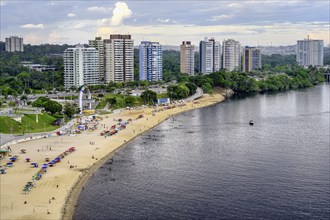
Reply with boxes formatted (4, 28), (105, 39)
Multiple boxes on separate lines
(0, 0), (329, 46)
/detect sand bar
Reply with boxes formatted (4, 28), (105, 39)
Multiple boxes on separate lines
(0, 93), (224, 220)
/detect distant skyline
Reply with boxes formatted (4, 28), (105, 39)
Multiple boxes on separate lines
(1, 0), (329, 46)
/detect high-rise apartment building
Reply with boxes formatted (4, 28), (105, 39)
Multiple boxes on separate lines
(199, 38), (221, 74)
(63, 45), (99, 89)
(104, 34), (134, 83)
(88, 37), (105, 83)
(180, 41), (195, 76)
(139, 41), (162, 81)
(296, 36), (324, 67)
(222, 39), (241, 71)
(242, 46), (262, 72)
(5, 36), (24, 52)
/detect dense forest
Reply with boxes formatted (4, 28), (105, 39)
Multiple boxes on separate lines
(0, 42), (329, 97)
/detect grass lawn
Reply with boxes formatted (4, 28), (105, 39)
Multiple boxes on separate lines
(0, 114), (60, 134)
(0, 116), (22, 133)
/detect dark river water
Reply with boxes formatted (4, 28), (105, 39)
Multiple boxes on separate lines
(74, 84), (330, 220)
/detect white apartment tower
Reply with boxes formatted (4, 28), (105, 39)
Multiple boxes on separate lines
(88, 37), (105, 83)
(223, 39), (241, 71)
(104, 34), (134, 83)
(139, 41), (163, 81)
(296, 36), (324, 67)
(5, 36), (24, 52)
(199, 37), (221, 74)
(63, 45), (99, 89)
(180, 41), (195, 76)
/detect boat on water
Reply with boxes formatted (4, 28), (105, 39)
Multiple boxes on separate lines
(249, 120), (254, 125)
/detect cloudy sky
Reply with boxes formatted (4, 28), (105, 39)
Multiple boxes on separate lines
(1, 0), (329, 46)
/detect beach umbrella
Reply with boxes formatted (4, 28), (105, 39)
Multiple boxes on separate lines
(31, 163), (38, 168)
(6, 162), (13, 166)
(43, 163), (48, 167)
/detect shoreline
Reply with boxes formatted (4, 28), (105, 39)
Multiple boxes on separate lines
(0, 93), (225, 220)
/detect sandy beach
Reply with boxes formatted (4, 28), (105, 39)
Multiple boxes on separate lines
(0, 93), (225, 220)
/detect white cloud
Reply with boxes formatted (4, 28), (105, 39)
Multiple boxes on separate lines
(96, 21), (329, 46)
(87, 6), (112, 13)
(21, 24), (45, 29)
(227, 2), (241, 9)
(0, 1), (6, 6)
(24, 34), (40, 44)
(48, 31), (61, 44)
(98, 18), (112, 26)
(157, 18), (177, 23)
(72, 22), (88, 29)
(58, 20), (94, 29)
(47, 1), (58, 6)
(209, 15), (231, 21)
(67, 13), (76, 18)
(110, 2), (132, 26)
(157, 18), (170, 23)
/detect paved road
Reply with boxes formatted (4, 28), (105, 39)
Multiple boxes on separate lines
(184, 87), (203, 101)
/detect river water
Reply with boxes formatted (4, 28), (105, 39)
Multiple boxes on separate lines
(74, 84), (330, 219)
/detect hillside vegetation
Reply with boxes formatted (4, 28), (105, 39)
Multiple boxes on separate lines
(0, 113), (59, 134)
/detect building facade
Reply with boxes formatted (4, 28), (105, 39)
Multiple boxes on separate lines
(104, 34), (134, 83)
(242, 46), (262, 72)
(139, 41), (163, 81)
(5, 36), (24, 52)
(180, 41), (195, 76)
(199, 38), (221, 74)
(88, 37), (105, 83)
(63, 45), (99, 89)
(222, 39), (241, 71)
(296, 37), (324, 67)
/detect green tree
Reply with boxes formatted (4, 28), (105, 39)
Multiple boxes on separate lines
(106, 97), (117, 107)
(201, 83), (213, 93)
(32, 96), (50, 107)
(44, 100), (62, 115)
(141, 90), (157, 105)
(125, 96), (135, 107)
(167, 84), (190, 99)
(64, 102), (77, 119)
(185, 82), (197, 96)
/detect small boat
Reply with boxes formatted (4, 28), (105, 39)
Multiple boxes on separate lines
(249, 120), (254, 125)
